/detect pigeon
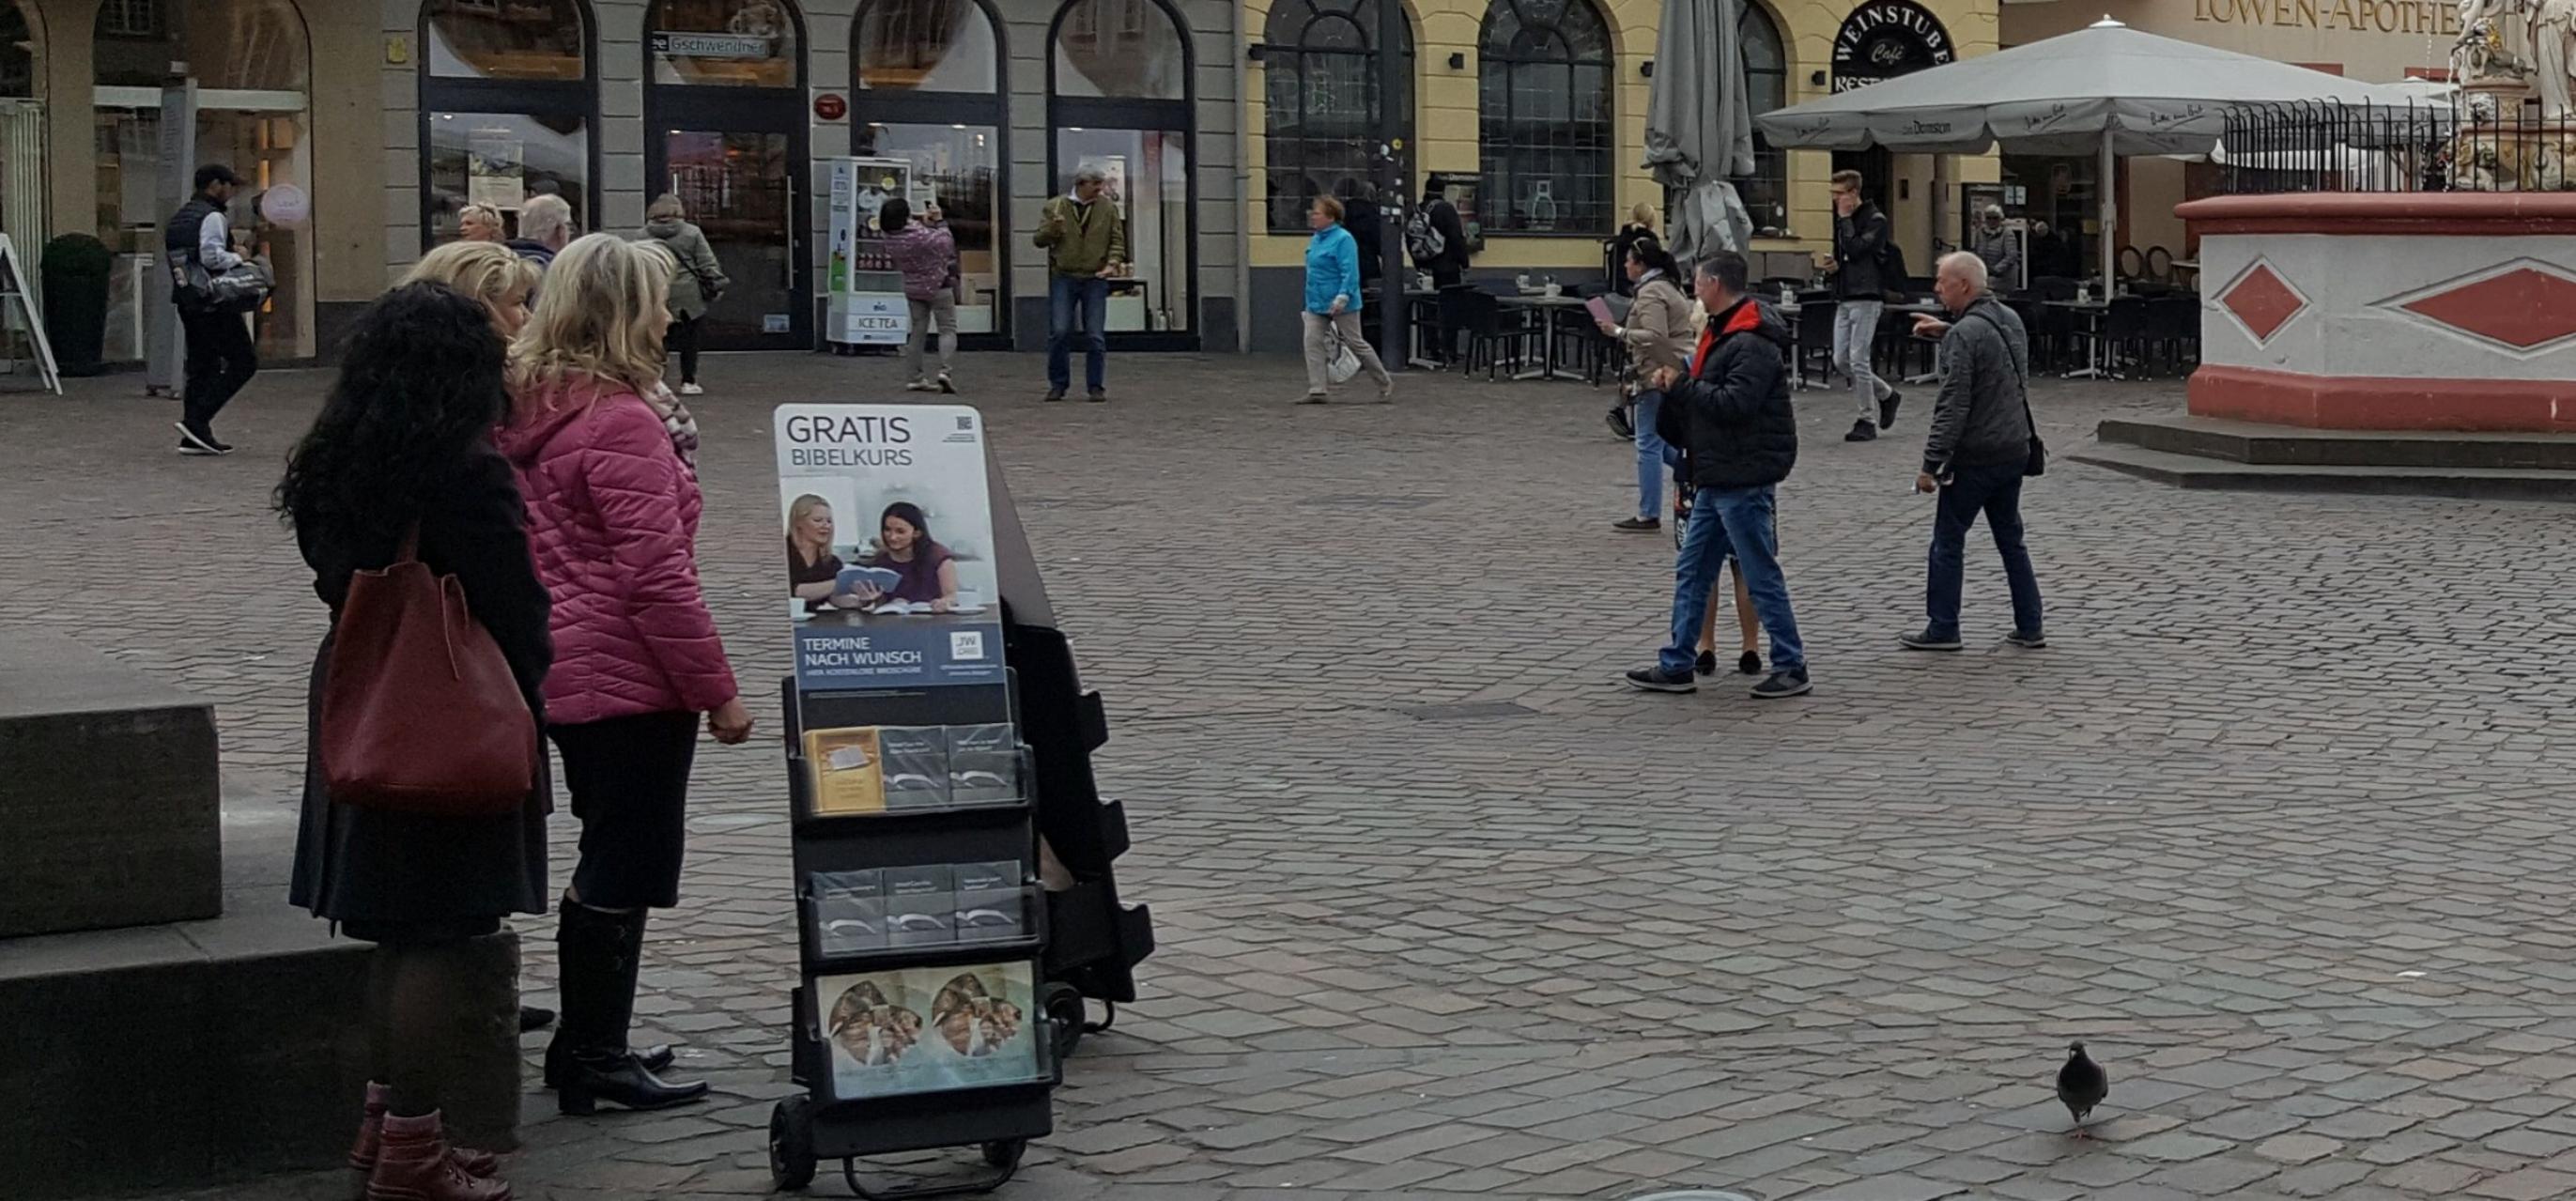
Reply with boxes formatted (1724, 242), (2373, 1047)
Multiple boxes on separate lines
(2057, 1041), (2109, 1136)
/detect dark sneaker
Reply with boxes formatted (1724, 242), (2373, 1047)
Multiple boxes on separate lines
(1612, 516), (1660, 532)
(1605, 406), (1635, 439)
(1694, 650), (1718, 676)
(1087, 390), (1108, 403)
(1750, 670), (1811, 700)
(1879, 389), (1904, 431)
(175, 423), (231, 455)
(1043, 389), (1067, 403)
(1899, 630), (1963, 652)
(2005, 629), (2048, 649)
(1843, 419), (1877, 442)
(1737, 651), (1764, 675)
(1624, 666), (1698, 694)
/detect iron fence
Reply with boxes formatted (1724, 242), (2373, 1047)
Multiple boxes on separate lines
(2218, 100), (2576, 195)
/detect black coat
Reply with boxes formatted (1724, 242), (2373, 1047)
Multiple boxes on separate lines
(1345, 197), (1385, 282)
(1420, 197), (1472, 272)
(1657, 298), (1798, 490)
(289, 445), (554, 929)
(1831, 202), (1890, 299)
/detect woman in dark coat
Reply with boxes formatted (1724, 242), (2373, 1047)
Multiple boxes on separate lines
(280, 282), (550, 1201)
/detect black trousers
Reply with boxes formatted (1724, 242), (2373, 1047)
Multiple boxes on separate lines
(179, 307), (257, 432)
(549, 711), (701, 910)
(667, 316), (701, 384)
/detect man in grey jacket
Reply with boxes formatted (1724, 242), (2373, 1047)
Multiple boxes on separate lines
(1901, 252), (2043, 652)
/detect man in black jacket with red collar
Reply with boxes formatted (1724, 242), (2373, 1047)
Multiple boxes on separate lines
(1627, 252), (1811, 700)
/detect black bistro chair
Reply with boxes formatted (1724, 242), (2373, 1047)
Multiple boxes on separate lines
(1792, 297), (1836, 391)
(2070, 295), (2154, 379)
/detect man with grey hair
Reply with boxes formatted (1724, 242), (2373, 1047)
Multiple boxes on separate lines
(1035, 166), (1126, 402)
(510, 193), (577, 268)
(1971, 206), (2022, 291)
(1903, 251), (2044, 653)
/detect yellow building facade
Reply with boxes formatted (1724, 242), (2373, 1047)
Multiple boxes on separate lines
(1238, 0), (2000, 350)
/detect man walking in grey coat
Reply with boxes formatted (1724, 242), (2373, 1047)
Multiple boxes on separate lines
(1901, 252), (2044, 652)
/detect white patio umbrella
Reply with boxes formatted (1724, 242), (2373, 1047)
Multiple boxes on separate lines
(1754, 18), (2422, 292)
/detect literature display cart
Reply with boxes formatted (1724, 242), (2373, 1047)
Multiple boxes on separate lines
(766, 405), (1152, 1197)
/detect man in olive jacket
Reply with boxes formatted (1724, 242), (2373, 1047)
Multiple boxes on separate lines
(1035, 166), (1128, 402)
(1627, 251), (1812, 701)
(1903, 252), (2044, 652)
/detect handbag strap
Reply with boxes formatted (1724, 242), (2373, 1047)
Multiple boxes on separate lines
(395, 521), (423, 565)
(1961, 310), (2037, 434)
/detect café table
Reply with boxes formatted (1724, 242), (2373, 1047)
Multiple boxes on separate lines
(1497, 293), (1594, 382)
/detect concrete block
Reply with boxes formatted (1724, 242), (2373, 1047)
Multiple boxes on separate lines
(0, 634), (221, 938)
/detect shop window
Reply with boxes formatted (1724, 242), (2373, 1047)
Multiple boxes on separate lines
(1740, 1), (1789, 237)
(428, 0), (588, 81)
(0, 1), (35, 100)
(1053, 0), (1184, 100)
(858, 0), (998, 93)
(1260, 0), (1411, 234)
(650, 0), (801, 89)
(94, 0), (314, 362)
(420, 0), (596, 248)
(1477, 0), (1612, 234)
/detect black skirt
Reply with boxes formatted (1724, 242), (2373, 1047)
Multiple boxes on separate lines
(288, 637), (550, 929)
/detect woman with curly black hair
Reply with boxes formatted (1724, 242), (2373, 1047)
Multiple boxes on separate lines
(281, 281), (549, 1201)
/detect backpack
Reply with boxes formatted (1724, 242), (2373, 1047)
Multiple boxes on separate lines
(1404, 206), (1445, 264)
(1878, 236), (1908, 291)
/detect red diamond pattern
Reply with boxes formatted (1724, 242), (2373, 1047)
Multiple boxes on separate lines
(2220, 263), (2306, 344)
(2400, 266), (2576, 350)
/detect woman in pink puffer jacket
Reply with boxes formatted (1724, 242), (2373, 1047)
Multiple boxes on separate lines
(497, 233), (750, 1118)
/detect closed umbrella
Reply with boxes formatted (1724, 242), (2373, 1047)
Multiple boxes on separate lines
(1755, 18), (2420, 292)
(1643, 0), (1752, 262)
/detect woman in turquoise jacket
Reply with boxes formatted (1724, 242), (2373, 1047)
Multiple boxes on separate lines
(1299, 196), (1393, 404)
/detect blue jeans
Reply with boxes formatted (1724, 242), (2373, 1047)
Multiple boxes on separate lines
(1632, 390), (1679, 519)
(1047, 275), (1109, 393)
(1926, 462), (2044, 638)
(1660, 485), (1804, 675)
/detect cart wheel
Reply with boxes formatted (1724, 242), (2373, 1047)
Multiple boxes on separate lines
(981, 1139), (1026, 1169)
(769, 1096), (818, 1192)
(1043, 982), (1086, 1057)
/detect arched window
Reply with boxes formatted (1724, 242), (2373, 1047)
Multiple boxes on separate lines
(1476, 0), (1610, 234)
(650, 0), (800, 88)
(1740, 1), (1788, 235)
(644, 0), (810, 350)
(0, 0), (36, 98)
(419, 0), (598, 247)
(1050, 0), (1196, 343)
(95, 0), (315, 361)
(1260, 0), (1411, 233)
(855, 0), (1009, 343)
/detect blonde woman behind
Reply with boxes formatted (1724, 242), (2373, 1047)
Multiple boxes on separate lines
(1611, 202), (1662, 298)
(641, 193), (728, 396)
(495, 233), (748, 1117)
(455, 204), (506, 244)
(406, 239), (538, 339)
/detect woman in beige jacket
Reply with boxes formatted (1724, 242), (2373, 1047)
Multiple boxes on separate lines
(1599, 235), (1763, 675)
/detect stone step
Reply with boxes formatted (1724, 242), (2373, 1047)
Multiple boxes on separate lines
(2097, 415), (2576, 470)
(2068, 442), (2576, 500)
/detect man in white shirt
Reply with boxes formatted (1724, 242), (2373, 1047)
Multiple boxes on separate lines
(166, 164), (256, 455)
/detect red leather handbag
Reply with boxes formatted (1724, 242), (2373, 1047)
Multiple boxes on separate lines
(319, 527), (535, 816)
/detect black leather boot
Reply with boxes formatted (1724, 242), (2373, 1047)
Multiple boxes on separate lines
(548, 900), (708, 1116)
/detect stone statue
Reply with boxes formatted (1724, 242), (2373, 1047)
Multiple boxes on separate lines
(2457, 0), (2537, 84)
(2534, 0), (2576, 117)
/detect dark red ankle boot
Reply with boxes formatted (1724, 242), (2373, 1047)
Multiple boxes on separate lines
(362, 1110), (510, 1201)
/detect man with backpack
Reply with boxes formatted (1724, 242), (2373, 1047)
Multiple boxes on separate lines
(166, 164), (257, 456)
(1822, 169), (1903, 444)
(1409, 177), (1473, 363)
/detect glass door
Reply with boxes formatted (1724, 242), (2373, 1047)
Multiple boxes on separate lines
(656, 127), (804, 349)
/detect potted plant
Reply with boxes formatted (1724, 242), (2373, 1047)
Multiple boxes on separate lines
(40, 233), (113, 377)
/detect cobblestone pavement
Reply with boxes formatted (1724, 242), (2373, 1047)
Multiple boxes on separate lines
(10, 348), (2576, 1201)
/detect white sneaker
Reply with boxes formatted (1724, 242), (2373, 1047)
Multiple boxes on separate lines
(679, 381), (704, 396)
(903, 379), (933, 392)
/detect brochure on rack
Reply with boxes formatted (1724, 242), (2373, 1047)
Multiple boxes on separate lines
(778, 405), (1008, 694)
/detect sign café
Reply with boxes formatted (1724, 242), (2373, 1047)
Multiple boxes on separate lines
(1833, 1), (1955, 92)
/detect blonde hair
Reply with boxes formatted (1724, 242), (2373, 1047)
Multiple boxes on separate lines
(405, 240), (538, 317)
(456, 204), (504, 239)
(1630, 201), (1658, 231)
(509, 233), (672, 405)
(788, 494), (832, 547)
(647, 192), (687, 222)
